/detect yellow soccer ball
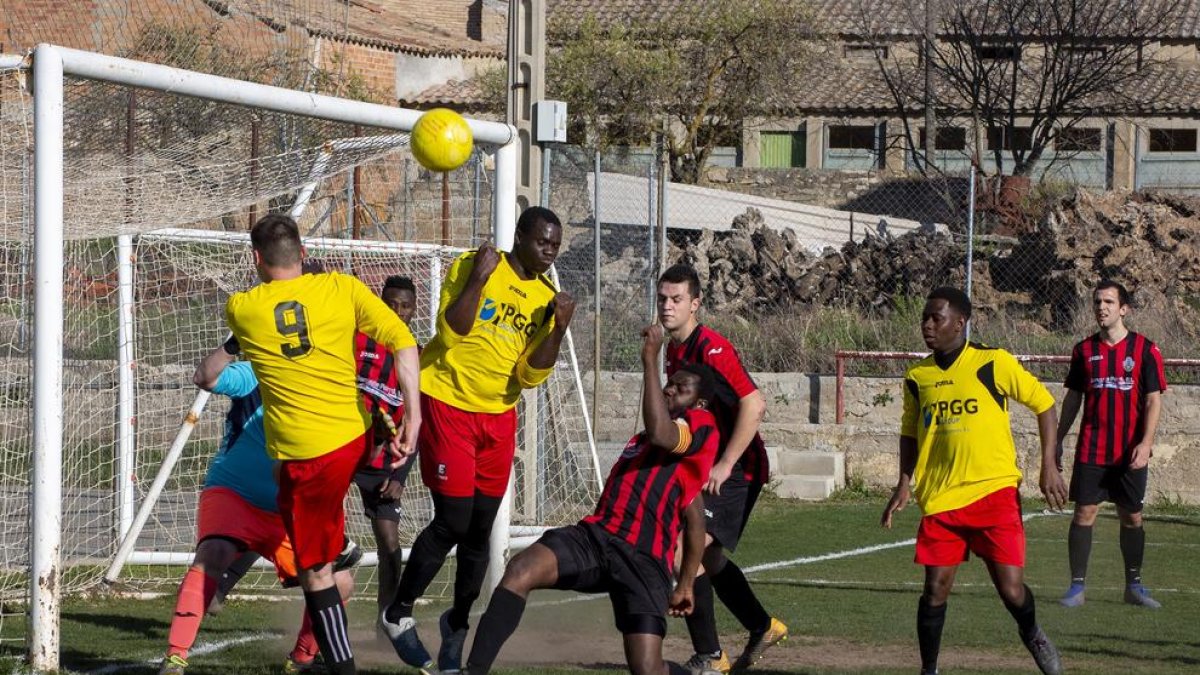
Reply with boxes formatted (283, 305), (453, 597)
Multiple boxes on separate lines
(410, 108), (474, 172)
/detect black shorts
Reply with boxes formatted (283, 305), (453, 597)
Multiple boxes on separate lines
(1069, 462), (1148, 513)
(538, 522), (672, 637)
(353, 453), (416, 522)
(704, 465), (763, 552)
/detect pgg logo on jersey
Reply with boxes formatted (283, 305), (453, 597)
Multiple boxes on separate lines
(923, 398), (979, 427)
(478, 297), (541, 338)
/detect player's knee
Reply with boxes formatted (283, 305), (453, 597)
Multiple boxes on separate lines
(1119, 510), (1143, 528)
(1073, 504), (1100, 526)
(499, 553), (543, 593)
(701, 546), (726, 574)
(923, 579), (952, 604)
(373, 522), (401, 553)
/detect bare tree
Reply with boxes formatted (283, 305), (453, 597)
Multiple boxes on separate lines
(537, 0), (816, 183)
(856, 0), (1183, 177)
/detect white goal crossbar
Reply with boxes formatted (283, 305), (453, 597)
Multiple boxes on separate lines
(27, 43), (520, 672)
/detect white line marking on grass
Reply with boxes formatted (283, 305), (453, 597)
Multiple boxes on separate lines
(743, 511), (1056, 575)
(83, 632), (278, 675)
(750, 577), (1197, 594)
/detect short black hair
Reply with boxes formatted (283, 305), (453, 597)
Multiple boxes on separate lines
(927, 286), (972, 319)
(383, 275), (416, 294)
(516, 206), (561, 235)
(1095, 279), (1130, 306)
(677, 363), (716, 404)
(658, 264), (702, 300)
(250, 214), (303, 267)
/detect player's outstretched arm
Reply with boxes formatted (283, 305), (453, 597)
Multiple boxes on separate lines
(640, 324), (681, 451)
(1037, 407), (1068, 510)
(1055, 389), (1083, 470)
(881, 435), (917, 529)
(443, 244), (500, 336)
(670, 497), (706, 617)
(388, 345), (421, 467)
(192, 338), (239, 391)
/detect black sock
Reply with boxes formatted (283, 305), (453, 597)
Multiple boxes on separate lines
(215, 551), (260, 603)
(1120, 525), (1146, 586)
(711, 560), (771, 634)
(449, 494), (503, 631)
(1067, 522), (1092, 585)
(465, 587), (526, 674)
(385, 600), (414, 623)
(304, 586), (355, 674)
(684, 575), (721, 655)
(1003, 585), (1038, 642)
(385, 495), (476, 622)
(917, 595), (946, 673)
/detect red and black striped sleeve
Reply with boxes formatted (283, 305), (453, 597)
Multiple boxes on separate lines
(1141, 337), (1167, 394)
(1064, 340), (1088, 392)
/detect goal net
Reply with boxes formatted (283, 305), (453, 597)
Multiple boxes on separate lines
(0, 47), (600, 661)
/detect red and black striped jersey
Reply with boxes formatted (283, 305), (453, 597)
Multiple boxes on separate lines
(665, 324), (769, 484)
(355, 332), (406, 470)
(583, 408), (718, 571)
(1065, 331), (1166, 466)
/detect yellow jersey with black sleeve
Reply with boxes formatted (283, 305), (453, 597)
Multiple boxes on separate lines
(225, 271), (417, 461)
(900, 343), (1055, 516)
(420, 250), (558, 413)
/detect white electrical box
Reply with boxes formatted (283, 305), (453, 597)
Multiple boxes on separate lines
(534, 100), (568, 143)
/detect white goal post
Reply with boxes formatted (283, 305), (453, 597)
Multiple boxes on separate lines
(25, 43), (531, 672)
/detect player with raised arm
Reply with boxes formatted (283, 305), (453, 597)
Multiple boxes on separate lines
(657, 264), (786, 673)
(1058, 280), (1167, 609)
(352, 275), (421, 612)
(381, 206), (575, 674)
(158, 343), (358, 675)
(881, 287), (1067, 675)
(225, 214), (421, 675)
(464, 325), (720, 675)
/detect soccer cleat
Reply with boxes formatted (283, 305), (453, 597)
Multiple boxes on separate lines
(437, 609), (469, 673)
(1022, 627), (1063, 675)
(283, 655), (324, 673)
(684, 650), (732, 674)
(1124, 584), (1162, 609)
(158, 654), (188, 675)
(333, 538), (363, 572)
(379, 612), (437, 673)
(733, 617), (789, 671)
(1059, 582), (1086, 608)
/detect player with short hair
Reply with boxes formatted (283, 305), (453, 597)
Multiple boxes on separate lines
(226, 214), (421, 675)
(158, 345), (357, 675)
(381, 206), (575, 674)
(464, 324), (720, 675)
(881, 287), (1067, 675)
(656, 263), (786, 673)
(353, 275), (421, 611)
(1057, 280), (1166, 609)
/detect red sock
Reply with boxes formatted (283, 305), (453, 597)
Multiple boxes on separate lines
(167, 568), (219, 660)
(291, 610), (320, 664)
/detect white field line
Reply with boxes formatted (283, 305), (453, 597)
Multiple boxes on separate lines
(82, 632), (279, 675)
(749, 577), (1198, 594)
(742, 510), (1062, 575)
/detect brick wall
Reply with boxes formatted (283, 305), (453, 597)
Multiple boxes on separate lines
(321, 40), (399, 101)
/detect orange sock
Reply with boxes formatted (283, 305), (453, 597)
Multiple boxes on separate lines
(167, 568), (219, 660)
(290, 610), (320, 664)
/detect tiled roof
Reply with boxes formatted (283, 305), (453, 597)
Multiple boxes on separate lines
(2, 1), (502, 59)
(767, 55), (1200, 115)
(205, 0), (504, 56)
(398, 77), (493, 111)
(547, 0), (1200, 40)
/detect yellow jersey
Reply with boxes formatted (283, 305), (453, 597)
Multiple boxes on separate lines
(226, 271), (417, 460)
(900, 343), (1054, 515)
(421, 251), (558, 413)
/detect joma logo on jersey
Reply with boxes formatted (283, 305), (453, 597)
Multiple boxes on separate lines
(923, 398), (978, 427)
(479, 298), (540, 338)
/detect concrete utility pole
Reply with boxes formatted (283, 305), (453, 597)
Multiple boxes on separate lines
(507, 0), (546, 211)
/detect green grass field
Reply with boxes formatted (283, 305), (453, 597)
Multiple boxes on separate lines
(3, 494), (1198, 674)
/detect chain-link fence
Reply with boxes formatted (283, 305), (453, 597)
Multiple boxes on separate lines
(541, 137), (1200, 389)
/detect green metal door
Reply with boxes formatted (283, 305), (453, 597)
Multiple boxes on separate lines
(760, 131), (805, 167)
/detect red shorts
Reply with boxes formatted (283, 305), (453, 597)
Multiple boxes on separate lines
(277, 433), (370, 570)
(418, 396), (518, 498)
(915, 487), (1025, 567)
(196, 487), (298, 585)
